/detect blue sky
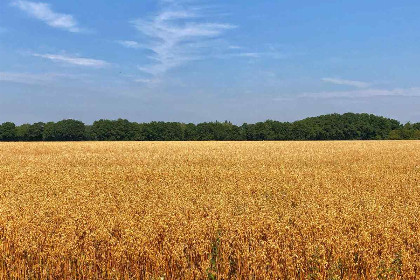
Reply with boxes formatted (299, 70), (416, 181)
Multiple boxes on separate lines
(1, 0), (420, 124)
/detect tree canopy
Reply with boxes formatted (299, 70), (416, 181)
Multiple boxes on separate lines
(0, 113), (419, 142)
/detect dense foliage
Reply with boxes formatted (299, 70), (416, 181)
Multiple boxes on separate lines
(0, 113), (418, 141)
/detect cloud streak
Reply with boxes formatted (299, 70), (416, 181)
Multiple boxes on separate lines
(131, 2), (235, 77)
(218, 51), (288, 59)
(11, 1), (82, 32)
(275, 88), (420, 101)
(32, 53), (109, 67)
(117, 40), (142, 49)
(322, 77), (371, 88)
(301, 88), (420, 99)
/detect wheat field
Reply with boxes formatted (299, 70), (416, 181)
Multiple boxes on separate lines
(0, 141), (419, 279)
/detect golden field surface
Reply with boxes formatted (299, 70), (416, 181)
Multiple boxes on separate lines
(0, 141), (419, 279)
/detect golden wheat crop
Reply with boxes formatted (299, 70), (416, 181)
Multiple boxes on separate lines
(0, 141), (419, 279)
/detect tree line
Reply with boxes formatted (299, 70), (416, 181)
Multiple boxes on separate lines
(0, 113), (419, 142)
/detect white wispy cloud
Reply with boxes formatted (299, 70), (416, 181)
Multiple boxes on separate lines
(301, 88), (420, 99)
(275, 88), (420, 101)
(32, 53), (109, 67)
(220, 51), (288, 59)
(117, 40), (142, 49)
(0, 71), (78, 85)
(131, 2), (235, 77)
(322, 77), (371, 88)
(11, 0), (82, 32)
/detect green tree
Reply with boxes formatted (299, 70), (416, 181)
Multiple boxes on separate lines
(142, 122), (185, 141)
(43, 120), (85, 141)
(0, 122), (17, 141)
(16, 124), (31, 141)
(54, 119), (85, 141)
(183, 123), (197, 141)
(27, 122), (45, 141)
(91, 119), (136, 141)
(43, 122), (57, 141)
